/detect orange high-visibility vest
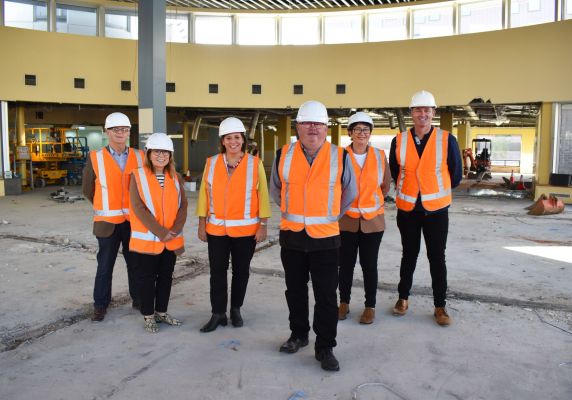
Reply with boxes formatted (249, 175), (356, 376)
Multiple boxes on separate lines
(395, 128), (452, 212)
(345, 146), (385, 220)
(129, 167), (184, 255)
(90, 147), (143, 224)
(278, 141), (344, 238)
(205, 153), (260, 237)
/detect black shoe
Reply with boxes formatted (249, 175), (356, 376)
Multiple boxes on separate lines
(200, 313), (228, 333)
(315, 348), (340, 371)
(279, 337), (309, 354)
(230, 307), (243, 327)
(91, 307), (106, 322)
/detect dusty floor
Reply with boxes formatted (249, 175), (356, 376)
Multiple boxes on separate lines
(0, 186), (571, 400)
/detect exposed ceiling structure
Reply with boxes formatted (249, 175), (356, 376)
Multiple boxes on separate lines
(112, 0), (425, 11)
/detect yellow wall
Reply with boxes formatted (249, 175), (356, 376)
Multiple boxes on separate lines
(1, 20), (572, 108)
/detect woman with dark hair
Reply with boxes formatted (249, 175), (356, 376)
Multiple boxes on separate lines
(338, 112), (391, 325)
(196, 117), (271, 332)
(129, 132), (187, 333)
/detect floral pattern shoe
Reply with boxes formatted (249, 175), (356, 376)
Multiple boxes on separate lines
(155, 312), (181, 326)
(144, 316), (159, 333)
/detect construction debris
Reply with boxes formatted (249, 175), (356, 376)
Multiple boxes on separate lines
(526, 194), (565, 216)
(49, 188), (84, 204)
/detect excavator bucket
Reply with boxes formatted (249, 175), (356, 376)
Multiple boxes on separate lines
(527, 194), (565, 215)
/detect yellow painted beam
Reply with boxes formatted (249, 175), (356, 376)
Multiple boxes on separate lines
(16, 106), (26, 187)
(182, 121), (189, 173)
(456, 122), (470, 153)
(276, 116), (291, 148)
(536, 102), (553, 185)
(440, 111), (453, 132)
(330, 124), (342, 146)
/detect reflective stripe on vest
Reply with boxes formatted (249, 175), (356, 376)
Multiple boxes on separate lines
(347, 147), (384, 216)
(396, 128), (451, 208)
(281, 143), (339, 226)
(131, 168), (182, 244)
(93, 148), (143, 217)
(206, 154), (260, 232)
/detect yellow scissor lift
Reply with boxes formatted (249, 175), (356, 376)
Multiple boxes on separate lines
(25, 127), (88, 187)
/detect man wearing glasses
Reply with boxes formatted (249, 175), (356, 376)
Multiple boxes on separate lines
(82, 112), (144, 322)
(270, 100), (356, 371)
(389, 91), (462, 326)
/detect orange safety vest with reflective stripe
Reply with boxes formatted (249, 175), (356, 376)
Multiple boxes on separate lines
(278, 141), (344, 239)
(129, 167), (184, 254)
(205, 153), (260, 237)
(90, 147), (144, 224)
(345, 146), (385, 220)
(395, 128), (452, 212)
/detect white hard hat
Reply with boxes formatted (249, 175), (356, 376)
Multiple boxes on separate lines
(410, 90), (437, 108)
(219, 117), (246, 137)
(145, 132), (174, 152)
(105, 112), (131, 129)
(348, 112), (374, 129)
(296, 100), (329, 124)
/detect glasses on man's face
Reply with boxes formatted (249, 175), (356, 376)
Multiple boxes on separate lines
(299, 121), (327, 128)
(352, 128), (371, 135)
(151, 150), (170, 156)
(109, 127), (130, 134)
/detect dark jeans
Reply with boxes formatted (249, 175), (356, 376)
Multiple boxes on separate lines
(281, 247), (339, 350)
(93, 221), (138, 309)
(133, 249), (176, 316)
(207, 234), (256, 314)
(339, 230), (384, 308)
(396, 209), (449, 307)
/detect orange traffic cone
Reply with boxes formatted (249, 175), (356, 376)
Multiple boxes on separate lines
(509, 170), (514, 184)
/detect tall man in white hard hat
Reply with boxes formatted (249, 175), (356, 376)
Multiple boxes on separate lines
(270, 100), (357, 371)
(82, 112), (144, 322)
(389, 90), (462, 326)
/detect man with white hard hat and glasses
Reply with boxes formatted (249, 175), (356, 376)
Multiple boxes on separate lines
(389, 91), (462, 326)
(82, 112), (144, 322)
(270, 100), (356, 371)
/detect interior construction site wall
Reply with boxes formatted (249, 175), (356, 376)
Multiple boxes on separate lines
(0, 20), (571, 108)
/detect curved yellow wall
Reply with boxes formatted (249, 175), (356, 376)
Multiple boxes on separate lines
(1, 20), (571, 108)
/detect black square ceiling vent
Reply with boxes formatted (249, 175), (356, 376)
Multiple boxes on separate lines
(252, 84), (262, 94)
(25, 74), (36, 86)
(336, 84), (346, 94)
(209, 83), (219, 94)
(293, 84), (303, 95)
(166, 82), (176, 92)
(74, 78), (85, 89)
(121, 80), (131, 91)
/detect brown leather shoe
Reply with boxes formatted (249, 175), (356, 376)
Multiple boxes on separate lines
(434, 307), (451, 326)
(338, 303), (349, 320)
(91, 307), (106, 322)
(392, 299), (408, 316)
(359, 307), (375, 324)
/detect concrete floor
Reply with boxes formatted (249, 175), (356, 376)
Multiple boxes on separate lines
(0, 186), (571, 400)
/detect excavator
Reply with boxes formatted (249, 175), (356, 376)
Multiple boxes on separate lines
(463, 138), (492, 181)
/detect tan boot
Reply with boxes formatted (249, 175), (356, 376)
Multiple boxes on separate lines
(392, 299), (408, 316)
(434, 307), (451, 326)
(359, 307), (375, 324)
(338, 303), (349, 320)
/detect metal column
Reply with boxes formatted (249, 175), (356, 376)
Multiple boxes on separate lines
(138, 0), (166, 144)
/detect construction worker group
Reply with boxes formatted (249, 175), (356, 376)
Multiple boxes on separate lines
(82, 90), (462, 372)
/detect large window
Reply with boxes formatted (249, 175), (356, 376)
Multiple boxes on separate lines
(105, 10), (138, 40)
(510, 0), (556, 28)
(459, 0), (503, 34)
(281, 15), (320, 45)
(237, 15), (276, 45)
(368, 9), (408, 42)
(56, 4), (97, 36)
(195, 15), (232, 45)
(565, 0), (572, 20)
(556, 104), (572, 174)
(412, 5), (454, 38)
(166, 14), (188, 43)
(324, 14), (362, 44)
(4, 0), (47, 31)
(477, 135), (522, 168)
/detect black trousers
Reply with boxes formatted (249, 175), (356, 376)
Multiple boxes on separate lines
(396, 209), (449, 307)
(339, 230), (384, 308)
(281, 247), (339, 350)
(94, 221), (138, 309)
(207, 234), (256, 314)
(133, 249), (176, 316)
